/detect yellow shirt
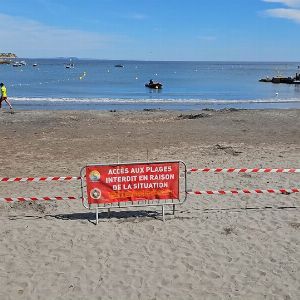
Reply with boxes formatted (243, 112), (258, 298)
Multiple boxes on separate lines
(1, 85), (7, 97)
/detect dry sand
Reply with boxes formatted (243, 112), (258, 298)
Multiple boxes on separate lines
(0, 109), (299, 300)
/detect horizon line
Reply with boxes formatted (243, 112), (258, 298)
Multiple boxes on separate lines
(11, 57), (300, 63)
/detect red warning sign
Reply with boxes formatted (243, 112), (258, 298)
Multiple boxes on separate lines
(85, 162), (180, 204)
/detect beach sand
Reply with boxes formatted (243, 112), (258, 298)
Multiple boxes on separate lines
(0, 109), (299, 300)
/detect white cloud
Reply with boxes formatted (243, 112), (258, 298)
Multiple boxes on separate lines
(262, 0), (300, 23)
(263, 0), (300, 8)
(0, 13), (119, 57)
(265, 8), (300, 22)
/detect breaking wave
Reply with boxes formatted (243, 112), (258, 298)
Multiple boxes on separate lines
(10, 97), (300, 104)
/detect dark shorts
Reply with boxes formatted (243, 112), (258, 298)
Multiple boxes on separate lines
(0, 96), (7, 101)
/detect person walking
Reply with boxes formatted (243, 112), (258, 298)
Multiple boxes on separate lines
(0, 82), (13, 112)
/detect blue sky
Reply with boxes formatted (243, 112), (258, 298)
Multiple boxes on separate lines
(1, 0), (300, 61)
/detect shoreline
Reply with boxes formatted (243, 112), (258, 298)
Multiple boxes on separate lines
(0, 109), (299, 299)
(9, 97), (300, 112)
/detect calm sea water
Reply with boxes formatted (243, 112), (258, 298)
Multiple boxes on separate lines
(1, 59), (300, 110)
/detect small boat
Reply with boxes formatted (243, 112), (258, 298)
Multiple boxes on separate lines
(33, 63), (38, 67)
(260, 70), (300, 85)
(145, 81), (163, 89)
(273, 77), (294, 84)
(65, 63), (74, 69)
(12, 62), (22, 67)
(114, 64), (124, 68)
(259, 77), (272, 82)
(259, 76), (294, 84)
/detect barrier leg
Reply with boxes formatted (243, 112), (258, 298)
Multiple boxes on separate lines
(108, 208), (111, 218)
(162, 205), (165, 222)
(96, 207), (99, 225)
(172, 204), (176, 215)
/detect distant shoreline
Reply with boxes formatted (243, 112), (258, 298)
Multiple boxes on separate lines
(5, 57), (300, 64)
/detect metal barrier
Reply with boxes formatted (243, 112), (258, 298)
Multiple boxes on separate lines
(80, 161), (187, 223)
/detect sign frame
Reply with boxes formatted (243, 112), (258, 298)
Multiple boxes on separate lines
(80, 160), (187, 223)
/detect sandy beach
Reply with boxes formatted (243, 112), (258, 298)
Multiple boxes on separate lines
(0, 108), (299, 300)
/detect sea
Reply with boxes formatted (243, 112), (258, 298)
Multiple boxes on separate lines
(1, 59), (300, 110)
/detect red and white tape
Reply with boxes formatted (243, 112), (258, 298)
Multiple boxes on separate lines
(0, 196), (78, 202)
(1, 168), (299, 182)
(193, 168), (300, 173)
(187, 188), (300, 195)
(187, 168), (300, 173)
(1, 188), (298, 202)
(0, 176), (81, 182)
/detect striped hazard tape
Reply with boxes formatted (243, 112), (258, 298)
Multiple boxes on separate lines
(187, 188), (300, 195)
(1, 168), (299, 182)
(1, 189), (298, 203)
(187, 168), (300, 173)
(0, 176), (81, 182)
(0, 196), (78, 202)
